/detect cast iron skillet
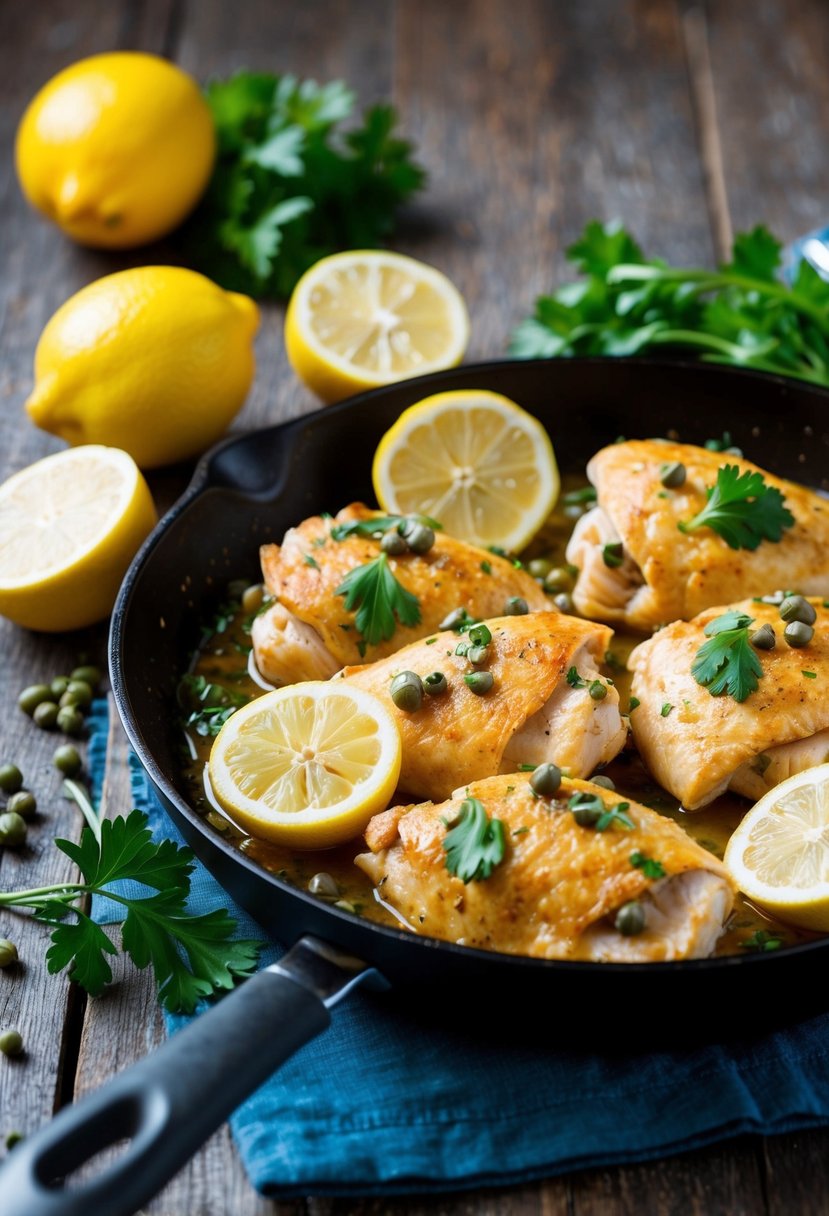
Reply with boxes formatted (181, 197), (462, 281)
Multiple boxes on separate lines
(5, 357), (829, 1215)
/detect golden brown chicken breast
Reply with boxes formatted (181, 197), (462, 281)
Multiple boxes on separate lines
(356, 773), (735, 961)
(629, 597), (829, 809)
(252, 504), (550, 685)
(341, 611), (627, 800)
(566, 440), (829, 630)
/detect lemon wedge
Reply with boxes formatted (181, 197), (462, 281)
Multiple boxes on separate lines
(372, 389), (559, 551)
(208, 682), (402, 848)
(724, 764), (829, 930)
(0, 445), (156, 632)
(284, 250), (469, 403)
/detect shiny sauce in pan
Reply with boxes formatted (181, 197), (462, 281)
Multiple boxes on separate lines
(179, 479), (817, 957)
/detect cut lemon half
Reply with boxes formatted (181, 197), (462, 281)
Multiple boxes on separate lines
(284, 250), (469, 404)
(0, 445), (156, 632)
(372, 389), (559, 551)
(208, 682), (402, 849)
(724, 764), (829, 931)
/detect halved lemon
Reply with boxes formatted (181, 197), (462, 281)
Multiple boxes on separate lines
(372, 389), (559, 551)
(724, 764), (829, 930)
(284, 250), (470, 403)
(0, 445), (156, 632)
(208, 682), (402, 848)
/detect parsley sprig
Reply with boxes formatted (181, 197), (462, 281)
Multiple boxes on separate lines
(630, 850), (667, 879)
(691, 611), (763, 702)
(442, 797), (506, 883)
(330, 514), (442, 542)
(336, 553), (421, 647)
(678, 465), (794, 551)
(0, 786), (262, 1013)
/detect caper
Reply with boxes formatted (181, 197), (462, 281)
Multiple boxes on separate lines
(0, 940), (18, 968)
(7, 792), (35, 822)
(572, 803), (603, 828)
(553, 592), (574, 613)
(71, 664), (102, 689)
(543, 567), (573, 594)
(591, 774), (616, 791)
(399, 519), (435, 554)
(241, 584), (264, 615)
(56, 705), (85, 737)
(227, 578), (249, 601)
(589, 680), (608, 701)
(380, 529), (408, 556)
(0, 1030), (23, 1058)
(464, 671), (494, 695)
(390, 671), (423, 713)
(527, 558), (553, 580)
(467, 623), (492, 648)
(779, 595), (817, 626)
(750, 623), (776, 650)
(438, 607), (468, 631)
(784, 621), (814, 649)
(466, 644), (490, 664)
(53, 745), (82, 777)
(0, 813), (26, 848)
(504, 597), (528, 616)
(50, 676), (70, 698)
(529, 763), (561, 797)
(18, 684), (52, 716)
(308, 872), (339, 898)
(423, 672), (448, 696)
(659, 461), (686, 489)
(62, 680), (93, 710)
(4, 1131), (22, 1149)
(33, 701), (59, 730)
(615, 900), (646, 936)
(0, 765), (22, 795)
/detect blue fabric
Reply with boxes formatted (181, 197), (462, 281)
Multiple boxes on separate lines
(88, 702), (829, 1198)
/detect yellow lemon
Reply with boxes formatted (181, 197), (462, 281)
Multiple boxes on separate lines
(15, 52), (215, 248)
(0, 445), (156, 632)
(724, 764), (829, 931)
(284, 250), (470, 403)
(208, 682), (402, 849)
(372, 390), (559, 551)
(26, 266), (259, 469)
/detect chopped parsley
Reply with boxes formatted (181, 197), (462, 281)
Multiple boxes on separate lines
(691, 610), (763, 702)
(628, 696), (641, 712)
(563, 485), (598, 507)
(442, 797), (506, 883)
(630, 850), (666, 879)
(602, 542), (624, 568)
(740, 929), (784, 952)
(480, 560), (492, 575)
(303, 553), (320, 569)
(661, 703), (673, 717)
(803, 671), (817, 679)
(336, 554), (421, 646)
(678, 465), (794, 551)
(566, 666), (586, 688)
(177, 674), (249, 737)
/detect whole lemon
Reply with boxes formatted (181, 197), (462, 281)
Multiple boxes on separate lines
(26, 267), (259, 469)
(15, 52), (215, 248)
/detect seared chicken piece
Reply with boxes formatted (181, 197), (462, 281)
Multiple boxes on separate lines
(341, 612), (627, 800)
(356, 774), (735, 962)
(629, 598), (829, 809)
(253, 504), (550, 685)
(566, 440), (829, 630)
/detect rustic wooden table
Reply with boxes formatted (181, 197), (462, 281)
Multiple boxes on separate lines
(3, 0), (829, 1212)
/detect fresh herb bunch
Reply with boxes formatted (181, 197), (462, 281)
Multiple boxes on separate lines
(183, 72), (425, 298)
(442, 797), (506, 883)
(678, 465), (794, 551)
(0, 784), (262, 1013)
(691, 611), (763, 702)
(511, 220), (829, 387)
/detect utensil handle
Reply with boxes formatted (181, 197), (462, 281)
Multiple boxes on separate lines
(0, 965), (329, 1216)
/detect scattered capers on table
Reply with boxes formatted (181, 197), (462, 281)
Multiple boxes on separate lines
(71, 664), (101, 689)
(591, 774), (616, 791)
(615, 901), (646, 936)
(33, 701), (59, 730)
(390, 671), (424, 713)
(380, 529), (408, 556)
(61, 680), (93, 710)
(423, 671), (448, 696)
(56, 705), (85, 737)
(18, 685), (52, 716)
(750, 623), (776, 650)
(53, 745), (82, 777)
(504, 596), (529, 616)
(308, 872), (339, 898)
(0, 940), (18, 968)
(50, 676), (70, 698)
(0, 765), (23, 795)
(589, 680), (608, 701)
(6, 792), (35, 822)
(0, 813), (26, 847)
(0, 1030), (23, 1058)
(784, 621), (814, 649)
(529, 763), (561, 797)
(464, 671), (494, 695)
(659, 461), (686, 489)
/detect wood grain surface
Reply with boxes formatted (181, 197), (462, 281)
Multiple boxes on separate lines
(0, 1), (827, 1213)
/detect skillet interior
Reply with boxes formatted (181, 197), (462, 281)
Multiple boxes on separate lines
(110, 357), (829, 1027)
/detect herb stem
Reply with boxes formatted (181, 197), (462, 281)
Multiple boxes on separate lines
(63, 779), (102, 845)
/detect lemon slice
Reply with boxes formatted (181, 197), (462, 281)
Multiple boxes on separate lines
(208, 682), (402, 848)
(0, 445), (156, 632)
(284, 250), (469, 403)
(724, 764), (829, 930)
(372, 389), (559, 551)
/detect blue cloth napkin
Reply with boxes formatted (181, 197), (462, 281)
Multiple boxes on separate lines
(88, 702), (829, 1198)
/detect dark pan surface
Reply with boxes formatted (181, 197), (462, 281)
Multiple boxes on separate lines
(110, 357), (829, 1021)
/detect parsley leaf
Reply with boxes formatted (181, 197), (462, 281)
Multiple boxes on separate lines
(630, 850), (667, 879)
(330, 514), (441, 541)
(691, 611), (763, 702)
(678, 465), (795, 550)
(177, 674), (249, 737)
(442, 797), (506, 883)
(336, 553), (421, 646)
(740, 929), (784, 952)
(566, 666), (586, 688)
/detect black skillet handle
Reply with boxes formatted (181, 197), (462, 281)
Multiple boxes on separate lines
(0, 937), (376, 1216)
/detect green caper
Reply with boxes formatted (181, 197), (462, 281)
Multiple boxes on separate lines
(226, 578), (249, 601)
(464, 671), (494, 695)
(466, 644), (490, 664)
(390, 671), (424, 713)
(7, 792), (35, 822)
(0, 940), (18, 968)
(0, 1030), (23, 1057)
(380, 529), (408, 556)
(504, 597), (529, 616)
(527, 557), (553, 580)
(18, 684), (52, 716)
(0, 813), (27, 848)
(784, 621), (814, 649)
(659, 461), (686, 489)
(572, 802), (603, 828)
(50, 676), (70, 698)
(779, 595), (817, 626)
(750, 623), (776, 650)
(423, 671), (448, 696)
(399, 519), (435, 554)
(308, 872), (339, 898)
(615, 901), (646, 936)
(71, 664), (102, 689)
(33, 702), (59, 730)
(591, 774), (616, 791)
(543, 567), (573, 594)
(0, 765), (23, 795)
(529, 763), (561, 797)
(553, 592), (574, 613)
(467, 623), (492, 648)
(589, 680), (608, 701)
(438, 607), (468, 631)
(53, 745), (82, 777)
(62, 680), (93, 710)
(241, 584), (264, 615)
(57, 705), (85, 737)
